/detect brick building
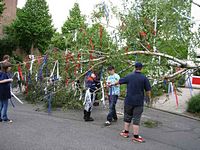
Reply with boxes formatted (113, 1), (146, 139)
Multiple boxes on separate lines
(0, 0), (17, 37)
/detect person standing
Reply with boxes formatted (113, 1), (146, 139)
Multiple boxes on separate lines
(105, 66), (120, 126)
(0, 61), (13, 123)
(116, 62), (151, 143)
(83, 72), (97, 121)
(0, 55), (10, 70)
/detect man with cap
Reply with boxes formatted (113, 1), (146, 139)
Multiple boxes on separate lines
(114, 62), (151, 143)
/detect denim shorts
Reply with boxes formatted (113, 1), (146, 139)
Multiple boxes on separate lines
(124, 105), (143, 125)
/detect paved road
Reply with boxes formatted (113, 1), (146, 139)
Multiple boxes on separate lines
(0, 101), (200, 150)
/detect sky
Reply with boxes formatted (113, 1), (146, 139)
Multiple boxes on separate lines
(17, 0), (122, 32)
(191, 0), (200, 32)
(17, 0), (200, 33)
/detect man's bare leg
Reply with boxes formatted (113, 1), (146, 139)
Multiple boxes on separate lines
(124, 122), (130, 131)
(133, 124), (139, 135)
(120, 122), (130, 138)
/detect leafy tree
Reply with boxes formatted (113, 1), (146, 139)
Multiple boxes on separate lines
(8, 0), (54, 53)
(0, 0), (4, 15)
(86, 23), (114, 53)
(60, 3), (115, 53)
(119, 0), (192, 59)
(61, 3), (87, 51)
(50, 32), (66, 50)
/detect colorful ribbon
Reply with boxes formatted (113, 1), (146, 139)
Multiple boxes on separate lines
(47, 92), (52, 114)
(38, 55), (48, 81)
(173, 83), (179, 108)
(187, 76), (193, 97)
(18, 65), (24, 81)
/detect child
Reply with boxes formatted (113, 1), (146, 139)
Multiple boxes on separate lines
(0, 61), (13, 123)
(104, 66), (120, 126)
(83, 72), (97, 121)
(0, 55), (10, 70)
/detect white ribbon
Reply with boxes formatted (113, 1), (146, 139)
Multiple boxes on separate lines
(11, 91), (24, 104)
(12, 72), (20, 81)
(35, 72), (38, 82)
(100, 81), (105, 106)
(50, 60), (60, 80)
(29, 55), (35, 75)
(57, 61), (60, 80)
(83, 89), (93, 111)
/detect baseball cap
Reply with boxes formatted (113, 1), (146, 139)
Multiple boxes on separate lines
(135, 62), (143, 68)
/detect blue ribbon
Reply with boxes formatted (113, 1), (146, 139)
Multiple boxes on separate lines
(163, 79), (167, 86)
(168, 82), (172, 94)
(38, 55), (48, 81)
(47, 92), (52, 114)
(188, 77), (193, 96)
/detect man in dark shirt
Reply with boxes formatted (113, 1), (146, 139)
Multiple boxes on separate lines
(116, 62), (151, 143)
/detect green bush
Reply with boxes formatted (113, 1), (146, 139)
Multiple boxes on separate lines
(187, 94), (200, 113)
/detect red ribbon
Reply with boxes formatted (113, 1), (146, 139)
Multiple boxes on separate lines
(140, 31), (147, 37)
(125, 46), (129, 53)
(153, 30), (157, 36)
(77, 53), (81, 69)
(65, 79), (69, 87)
(173, 83), (179, 107)
(89, 38), (94, 50)
(18, 65), (24, 81)
(147, 43), (151, 50)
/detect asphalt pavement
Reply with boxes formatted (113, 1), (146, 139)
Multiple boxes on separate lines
(0, 100), (200, 150)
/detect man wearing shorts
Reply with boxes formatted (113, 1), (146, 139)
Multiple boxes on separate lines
(116, 62), (151, 143)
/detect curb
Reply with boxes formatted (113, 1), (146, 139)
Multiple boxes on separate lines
(145, 106), (200, 122)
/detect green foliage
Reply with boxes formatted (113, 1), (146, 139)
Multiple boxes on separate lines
(51, 90), (83, 110)
(187, 94), (200, 113)
(62, 3), (86, 34)
(7, 0), (54, 53)
(23, 49), (84, 109)
(61, 3), (87, 51)
(118, 0), (192, 59)
(0, 37), (17, 59)
(6, 1), (199, 111)
(86, 23), (115, 52)
(91, 0), (197, 96)
(50, 32), (66, 50)
(0, 0), (5, 15)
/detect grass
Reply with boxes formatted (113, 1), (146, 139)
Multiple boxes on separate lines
(142, 120), (161, 128)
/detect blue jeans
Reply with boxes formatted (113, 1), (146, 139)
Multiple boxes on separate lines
(0, 99), (9, 121)
(107, 95), (118, 122)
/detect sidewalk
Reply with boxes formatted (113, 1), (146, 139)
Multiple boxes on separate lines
(152, 88), (200, 115)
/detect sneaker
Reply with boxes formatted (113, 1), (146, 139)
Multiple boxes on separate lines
(3, 119), (13, 123)
(132, 136), (145, 143)
(104, 121), (111, 126)
(120, 130), (129, 138)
